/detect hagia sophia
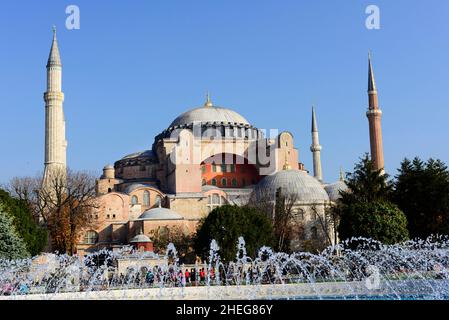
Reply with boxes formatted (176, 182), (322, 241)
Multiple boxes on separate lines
(42, 29), (384, 257)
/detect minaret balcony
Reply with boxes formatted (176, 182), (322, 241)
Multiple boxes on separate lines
(44, 92), (65, 102)
(366, 109), (382, 117)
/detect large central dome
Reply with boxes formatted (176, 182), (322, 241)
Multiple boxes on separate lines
(153, 96), (260, 145)
(169, 105), (250, 128)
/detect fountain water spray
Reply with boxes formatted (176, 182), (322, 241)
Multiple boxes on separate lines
(1, 236), (449, 300)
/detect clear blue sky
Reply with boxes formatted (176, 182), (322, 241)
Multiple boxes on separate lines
(1, 0), (449, 184)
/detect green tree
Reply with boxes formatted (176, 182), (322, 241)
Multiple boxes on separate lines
(0, 189), (47, 256)
(393, 157), (449, 238)
(194, 205), (275, 262)
(0, 208), (30, 260)
(149, 225), (195, 263)
(337, 201), (409, 244)
(337, 155), (409, 244)
(340, 153), (392, 204)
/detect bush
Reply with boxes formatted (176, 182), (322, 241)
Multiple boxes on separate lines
(338, 201), (409, 245)
(194, 205), (275, 262)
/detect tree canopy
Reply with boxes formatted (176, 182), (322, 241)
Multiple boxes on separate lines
(393, 157), (449, 238)
(5, 169), (99, 255)
(337, 154), (409, 244)
(340, 153), (392, 204)
(0, 208), (30, 260)
(194, 205), (275, 262)
(337, 201), (409, 245)
(149, 225), (195, 263)
(0, 189), (47, 256)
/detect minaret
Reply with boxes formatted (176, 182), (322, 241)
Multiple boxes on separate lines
(366, 52), (384, 172)
(310, 106), (323, 181)
(43, 27), (67, 186)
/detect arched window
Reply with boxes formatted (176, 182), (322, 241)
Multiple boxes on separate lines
(297, 209), (305, 220)
(202, 179), (207, 186)
(143, 191), (150, 206)
(207, 193), (226, 212)
(107, 188), (112, 193)
(84, 231), (98, 244)
(221, 178), (227, 187)
(211, 179), (217, 186)
(311, 227), (318, 240)
(155, 195), (162, 207)
(131, 195), (138, 205)
(221, 164), (227, 173)
(232, 178), (238, 187)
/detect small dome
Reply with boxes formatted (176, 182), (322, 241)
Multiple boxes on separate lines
(103, 164), (114, 170)
(139, 208), (184, 221)
(169, 106), (250, 128)
(202, 185), (221, 192)
(130, 233), (152, 243)
(254, 169), (330, 203)
(325, 181), (348, 202)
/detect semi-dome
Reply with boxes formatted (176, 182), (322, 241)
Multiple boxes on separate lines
(169, 106), (250, 128)
(324, 181), (348, 202)
(130, 233), (152, 243)
(254, 169), (330, 203)
(121, 150), (155, 160)
(138, 208), (184, 221)
(124, 183), (158, 194)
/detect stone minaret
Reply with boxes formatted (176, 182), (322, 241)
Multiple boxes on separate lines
(43, 27), (67, 186)
(366, 52), (384, 172)
(310, 106), (323, 181)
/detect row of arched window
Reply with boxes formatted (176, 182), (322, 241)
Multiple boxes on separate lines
(200, 127), (261, 139)
(202, 178), (238, 187)
(207, 194), (227, 212)
(202, 178), (257, 187)
(209, 164), (236, 173)
(131, 191), (162, 207)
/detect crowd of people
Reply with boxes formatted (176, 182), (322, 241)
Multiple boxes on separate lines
(98, 264), (279, 290)
(1, 260), (284, 295)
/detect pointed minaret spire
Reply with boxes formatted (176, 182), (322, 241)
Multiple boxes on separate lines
(312, 105), (318, 133)
(339, 167), (345, 182)
(368, 51), (376, 93)
(310, 106), (323, 181)
(204, 92), (213, 107)
(43, 27), (67, 189)
(366, 51), (385, 173)
(47, 26), (62, 68)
